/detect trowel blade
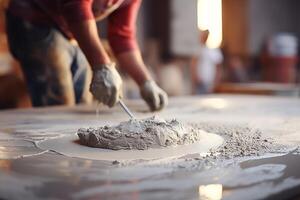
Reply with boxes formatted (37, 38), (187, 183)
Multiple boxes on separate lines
(119, 100), (135, 119)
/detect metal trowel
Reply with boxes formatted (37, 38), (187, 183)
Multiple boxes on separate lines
(118, 100), (135, 119)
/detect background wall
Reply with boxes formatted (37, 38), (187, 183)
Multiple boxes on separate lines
(248, 0), (300, 54)
(170, 0), (199, 56)
(223, 0), (300, 56)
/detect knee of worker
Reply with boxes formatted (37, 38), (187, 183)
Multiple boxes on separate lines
(22, 67), (66, 107)
(24, 46), (75, 106)
(22, 61), (74, 107)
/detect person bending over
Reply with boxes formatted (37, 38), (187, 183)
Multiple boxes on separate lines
(6, 0), (168, 111)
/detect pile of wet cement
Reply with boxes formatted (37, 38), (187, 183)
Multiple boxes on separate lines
(77, 116), (205, 150)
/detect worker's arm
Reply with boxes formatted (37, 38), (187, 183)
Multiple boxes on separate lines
(108, 0), (168, 111)
(67, 20), (111, 67)
(116, 50), (151, 86)
(61, 0), (122, 107)
(117, 50), (168, 111)
(107, 0), (146, 84)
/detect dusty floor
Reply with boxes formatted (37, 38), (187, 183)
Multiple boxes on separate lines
(1, 95), (300, 200)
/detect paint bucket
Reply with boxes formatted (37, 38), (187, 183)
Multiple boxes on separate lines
(263, 33), (298, 83)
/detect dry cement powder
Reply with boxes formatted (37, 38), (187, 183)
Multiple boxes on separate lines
(77, 116), (205, 150)
(193, 123), (278, 159)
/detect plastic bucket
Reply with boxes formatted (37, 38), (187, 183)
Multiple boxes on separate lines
(264, 34), (298, 83)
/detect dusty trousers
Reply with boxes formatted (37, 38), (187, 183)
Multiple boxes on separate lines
(5, 11), (92, 107)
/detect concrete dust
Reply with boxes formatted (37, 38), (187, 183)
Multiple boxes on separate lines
(194, 123), (280, 159)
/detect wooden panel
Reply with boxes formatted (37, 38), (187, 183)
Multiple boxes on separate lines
(222, 0), (248, 56)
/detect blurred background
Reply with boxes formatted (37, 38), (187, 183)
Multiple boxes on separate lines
(1, 0), (300, 109)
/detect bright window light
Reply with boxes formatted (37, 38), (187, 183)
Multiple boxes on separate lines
(197, 0), (223, 48)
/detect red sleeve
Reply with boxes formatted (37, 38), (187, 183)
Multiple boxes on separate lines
(61, 0), (94, 23)
(108, 0), (141, 55)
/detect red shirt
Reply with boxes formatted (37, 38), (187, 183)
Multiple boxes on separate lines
(8, 0), (140, 54)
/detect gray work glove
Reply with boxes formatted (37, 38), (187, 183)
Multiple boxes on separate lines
(140, 80), (168, 111)
(90, 63), (122, 107)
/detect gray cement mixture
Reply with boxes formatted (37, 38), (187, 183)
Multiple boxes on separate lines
(38, 119), (284, 163)
(77, 116), (205, 150)
(77, 116), (279, 160)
